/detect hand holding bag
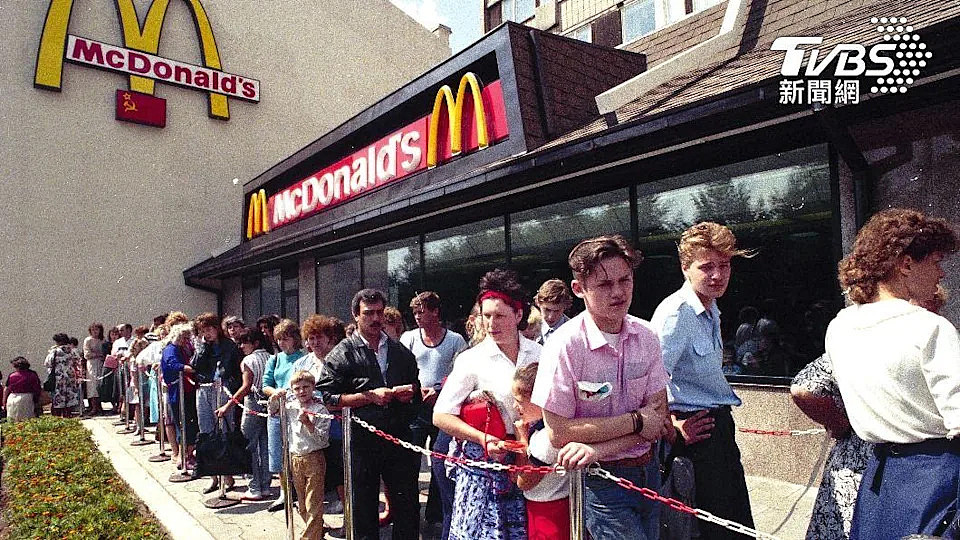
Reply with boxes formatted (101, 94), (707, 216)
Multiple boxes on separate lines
(459, 390), (508, 457)
(195, 418), (252, 477)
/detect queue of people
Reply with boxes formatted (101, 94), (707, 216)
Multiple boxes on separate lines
(1, 208), (956, 540)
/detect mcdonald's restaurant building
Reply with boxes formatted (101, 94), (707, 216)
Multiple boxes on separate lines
(189, 1), (960, 485)
(2, 2), (450, 363)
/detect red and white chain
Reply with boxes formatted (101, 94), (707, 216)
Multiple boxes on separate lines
(738, 427), (825, 436)
(588, 465), (783, 540)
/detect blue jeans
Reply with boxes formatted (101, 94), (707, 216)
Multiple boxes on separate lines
(267, 414), (283, 473)
(432, 430), (456, 540)
(584, 463), (660, 540)
(196, 383), (233, 434)
(241, 395), (271, 496)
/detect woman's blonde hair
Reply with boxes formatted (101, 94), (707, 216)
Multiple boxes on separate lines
(162, 323), (193, 348)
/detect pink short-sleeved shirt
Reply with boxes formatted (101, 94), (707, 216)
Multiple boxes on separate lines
(530, 311), (668, 460)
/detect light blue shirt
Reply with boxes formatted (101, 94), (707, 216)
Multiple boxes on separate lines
(262, 350), (306, 391)
(400, 328), (467, 389)
(539, 313), (570, 344)
(650, 281), (741, 412)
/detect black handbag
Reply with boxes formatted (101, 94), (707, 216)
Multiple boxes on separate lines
(195, 419), (252, 477)
(43, 367), (56, 392)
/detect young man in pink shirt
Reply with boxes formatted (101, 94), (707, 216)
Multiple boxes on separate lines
(531, 234), (672, 538)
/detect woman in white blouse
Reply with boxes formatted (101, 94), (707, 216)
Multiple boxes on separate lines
(827, 208), (959, 540)
(434, 269), (542, 540)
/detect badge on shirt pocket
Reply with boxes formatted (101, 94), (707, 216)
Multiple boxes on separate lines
(577, 381), (613, 402)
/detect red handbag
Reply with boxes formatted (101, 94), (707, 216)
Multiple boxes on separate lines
(459, 392), (508, 443)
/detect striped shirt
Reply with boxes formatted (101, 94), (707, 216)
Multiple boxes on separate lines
(242, 349), (271, 398)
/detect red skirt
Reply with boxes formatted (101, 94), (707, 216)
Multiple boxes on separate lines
(526, 497), (570, 540)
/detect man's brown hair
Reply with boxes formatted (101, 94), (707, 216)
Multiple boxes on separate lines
(677, 222), (753, 268)
(410, 291), (442, 313)
(568, 234), (641, 281)
(535, 279), (573, 309)
(512, 363), (539, 398)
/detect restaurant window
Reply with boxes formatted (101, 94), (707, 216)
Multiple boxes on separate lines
(316, 251), (361, 323)
(260, 270), (282, 319)
(510, 189), (630, 308)
(424, 218), (507, 326)
(241, 275), (260, 325)
(633, 144), (839, 380)
(364, 237), (422, 325)
(282, 266), (299, 323)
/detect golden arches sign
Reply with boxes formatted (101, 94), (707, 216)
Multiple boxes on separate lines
(427, 72), (490, 168)
(246, 189), (269, 240)
(35, 0), (231, 119)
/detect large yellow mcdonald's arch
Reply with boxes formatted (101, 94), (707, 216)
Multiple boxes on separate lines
(35, 0), (230, 119)
(246, 189), (269, 239)
(427, 72), (490, 168)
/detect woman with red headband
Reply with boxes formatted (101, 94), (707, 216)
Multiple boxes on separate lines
(434, 268), (542, 540)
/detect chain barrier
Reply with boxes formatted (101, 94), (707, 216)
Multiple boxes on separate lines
(738, 427), (826, 436)
(348, 412), (785, 540)
(209, 383), (795, 539)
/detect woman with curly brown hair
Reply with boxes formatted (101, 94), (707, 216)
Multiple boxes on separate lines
(826, 208), (959, 540)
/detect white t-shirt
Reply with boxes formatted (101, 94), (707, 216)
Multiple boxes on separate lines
(111, 336), (130, 356)
(523, 425), (568, 502)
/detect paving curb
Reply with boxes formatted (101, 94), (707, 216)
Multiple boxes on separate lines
(83, 418), (216, 540)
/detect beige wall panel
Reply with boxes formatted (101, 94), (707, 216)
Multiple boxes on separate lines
(560, 0), (619, 30)
(1, 0), (448, 362)
(731, 385), (828, 486)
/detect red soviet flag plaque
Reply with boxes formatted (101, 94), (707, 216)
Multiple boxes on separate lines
(115, 89), (166, 128)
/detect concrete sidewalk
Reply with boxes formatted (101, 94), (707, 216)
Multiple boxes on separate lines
(83, 413), (817, 539)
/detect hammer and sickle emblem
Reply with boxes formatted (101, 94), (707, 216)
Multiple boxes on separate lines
(122, 92), (138, 112)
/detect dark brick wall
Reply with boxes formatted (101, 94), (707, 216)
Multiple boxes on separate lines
(533, 31), (647, 137)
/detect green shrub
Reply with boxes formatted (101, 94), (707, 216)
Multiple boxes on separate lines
(1, 416), (167, 539)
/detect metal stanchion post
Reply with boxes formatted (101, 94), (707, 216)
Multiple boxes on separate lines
(118, 363), (135, 434)
(281, 397), (296, 540)
(342, 407), (354, 540)
(169, 371), (194, 483)
(205, 382), (239, 508)
(569, 468), (585, 540)
(131, 365), (152, 446)
(112, 363), (126, 425)
(149, 368), (170, 462)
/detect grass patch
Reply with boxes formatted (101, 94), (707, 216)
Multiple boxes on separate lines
(1, 416), (167, 539)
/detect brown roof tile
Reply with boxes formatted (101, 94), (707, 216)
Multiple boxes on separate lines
(533, 0), (959, 150)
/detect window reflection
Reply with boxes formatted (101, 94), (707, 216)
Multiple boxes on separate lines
(261, 270), (282, 319)
(511, 190), (630, 302)
(364, 237), (421, 322)
(635, 145), (838, 378)
(424, 218), (506, 324)
(242, 275), (260, 325)
(316, 252), (361, 323)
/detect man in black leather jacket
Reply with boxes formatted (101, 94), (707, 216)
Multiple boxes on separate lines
(316, 289), (421, 540)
